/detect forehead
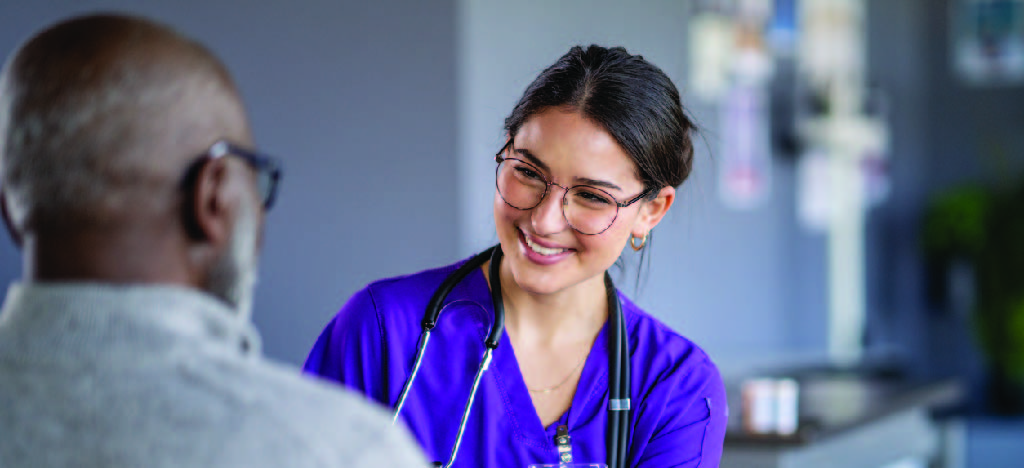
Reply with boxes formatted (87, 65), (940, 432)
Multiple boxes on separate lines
(513, 108), (641, 191)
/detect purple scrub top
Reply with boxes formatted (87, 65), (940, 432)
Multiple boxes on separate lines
(304, 256), (727, 468)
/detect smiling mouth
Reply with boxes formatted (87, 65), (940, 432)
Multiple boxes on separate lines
(521, 230), (571, 256)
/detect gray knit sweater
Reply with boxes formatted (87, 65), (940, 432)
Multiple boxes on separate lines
(0, 283), (427, 468)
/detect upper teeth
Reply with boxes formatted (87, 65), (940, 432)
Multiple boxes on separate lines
(525, 235), (567, 256)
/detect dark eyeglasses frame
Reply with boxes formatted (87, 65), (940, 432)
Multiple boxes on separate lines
(494, 140), (652, 235)
(200, 140), (283, 209)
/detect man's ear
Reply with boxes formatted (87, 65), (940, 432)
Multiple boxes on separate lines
(185, 157), (235, 249)
(1, 188), (23, 249)
(633, 186), (676, 237)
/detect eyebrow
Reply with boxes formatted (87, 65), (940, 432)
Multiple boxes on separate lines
(513, 149), (549, 172)
(513, 148), (623, 193)
(574, 177), (622, 192)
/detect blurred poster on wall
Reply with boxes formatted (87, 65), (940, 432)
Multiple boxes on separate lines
(716, 0), (776, 210)
(689, 10), (735, 102)
(719, 82), (773, 210)
(952, 0), (1024, 85)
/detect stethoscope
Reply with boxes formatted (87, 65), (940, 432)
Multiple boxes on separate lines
(391, 245), (632, 468)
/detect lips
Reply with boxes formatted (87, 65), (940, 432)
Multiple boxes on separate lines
(524, 234), (568, 256)
(517, 229), (575, 266)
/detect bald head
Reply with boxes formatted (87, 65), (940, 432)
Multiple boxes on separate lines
(0, 13), (252, 233)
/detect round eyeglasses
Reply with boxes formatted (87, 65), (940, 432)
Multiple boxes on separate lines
(494, 143), (651, 235)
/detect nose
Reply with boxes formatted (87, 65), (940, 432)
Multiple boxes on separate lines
(531, 185), (569, 236)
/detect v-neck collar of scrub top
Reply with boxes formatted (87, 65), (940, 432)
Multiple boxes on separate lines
(455, 264), (623, 448)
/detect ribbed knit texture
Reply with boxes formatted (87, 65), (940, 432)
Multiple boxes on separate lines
(0, 283), (427, 468)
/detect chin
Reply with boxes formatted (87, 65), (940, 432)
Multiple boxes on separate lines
(510, 268), (570, 296)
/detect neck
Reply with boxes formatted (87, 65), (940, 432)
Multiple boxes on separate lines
(492, 260), (608, 347)
(23, 226), (194, 287)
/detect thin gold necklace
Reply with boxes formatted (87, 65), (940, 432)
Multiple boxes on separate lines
(527, 352), (588, 394)
(502, 288), (590, 395)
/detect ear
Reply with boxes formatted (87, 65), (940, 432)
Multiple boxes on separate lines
(1, 188), (23, 249)
(632, 186), (675, 237)
(186, 157), (237, 250)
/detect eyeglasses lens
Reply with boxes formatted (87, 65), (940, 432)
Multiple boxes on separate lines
(496, 159), (617, 235)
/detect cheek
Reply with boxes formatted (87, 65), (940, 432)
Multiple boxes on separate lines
(493, 193), (519, 246)
(493, 191), (504, 214)
(494, 192), (526, 227)
(493, 192), (510, 225)
(583, 205), (644, 256)
(578, 221), (632, 257)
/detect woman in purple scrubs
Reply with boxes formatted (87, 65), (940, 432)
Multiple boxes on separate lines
(305, 45), (727, 468)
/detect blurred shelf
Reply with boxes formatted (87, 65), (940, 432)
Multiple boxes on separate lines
(725, 370), (964, 445)
(721, 366), (966, 468)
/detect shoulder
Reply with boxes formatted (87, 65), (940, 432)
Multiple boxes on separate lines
(187, 353), (427, 467)
(303, 255), (489, 377)
(336, 255), (486, 333)
(362, 259), (469, 311)
(620, 294), (725, 403)
(618, 297), (728, 468)
(621, 295), (717, 370)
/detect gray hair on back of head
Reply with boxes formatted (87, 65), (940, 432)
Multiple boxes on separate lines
(0, 13), (246, 232)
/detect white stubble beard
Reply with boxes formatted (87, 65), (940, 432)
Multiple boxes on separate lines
(206, 197), (260, 321)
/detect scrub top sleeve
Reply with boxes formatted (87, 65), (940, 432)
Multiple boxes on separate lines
(303, 287), (390, 406)
(697, 360), (728, 467)
(635, 358), (728, 468)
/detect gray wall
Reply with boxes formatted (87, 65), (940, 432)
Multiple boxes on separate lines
(863, 0), (932, 374)
(0, 0), (458, 366)
(865, 0), (1024, 393)
(919, 0), (1024, 389)
(4, 0), (1016, 379)
(457, 0), (831, 369)
(456, 0), (1024, 376)
(861, 0), (1024, 385)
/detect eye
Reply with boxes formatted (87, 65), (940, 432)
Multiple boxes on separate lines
(573, 189), (613, 206)
(513, 164), (544, 181)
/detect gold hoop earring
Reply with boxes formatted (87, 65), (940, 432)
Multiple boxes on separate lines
(630, 233), (648, 251)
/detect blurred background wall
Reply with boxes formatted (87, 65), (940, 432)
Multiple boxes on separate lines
(457, 0), (830, 372)
(2, 0), (1024, 465)
(0, 0), (459, 365)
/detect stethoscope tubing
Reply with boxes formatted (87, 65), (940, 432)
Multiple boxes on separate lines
(613, 273), (631, 468)
(607, 272), (630, 468)
(393, 245), (631, 468)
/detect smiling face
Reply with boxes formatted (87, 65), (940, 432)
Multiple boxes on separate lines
(494, 107), (674, 296)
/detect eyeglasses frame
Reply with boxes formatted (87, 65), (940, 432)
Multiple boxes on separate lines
(494, 140), (651, 235)
(201, 140), (283, 210)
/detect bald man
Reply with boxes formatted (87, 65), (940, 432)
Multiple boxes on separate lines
(0, 13), (426, 468)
